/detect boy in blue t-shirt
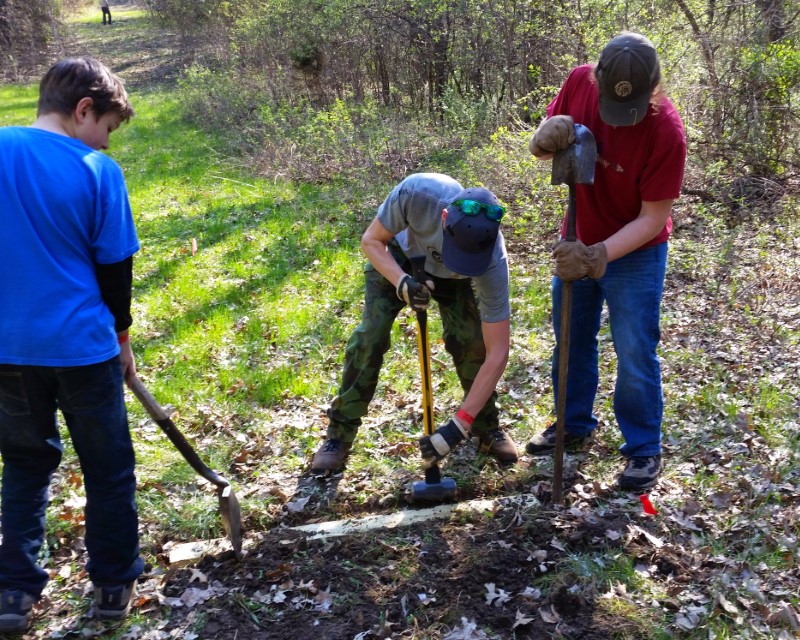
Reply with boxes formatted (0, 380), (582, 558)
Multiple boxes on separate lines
(0, 57), (144, 632)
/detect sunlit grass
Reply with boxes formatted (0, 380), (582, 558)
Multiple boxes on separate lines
(0, 85), (37, 125)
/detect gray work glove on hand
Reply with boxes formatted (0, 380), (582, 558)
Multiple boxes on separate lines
(419, 416), (470, 468)
(529, 115), (576, 155)
(397, 274), (432, 312)
(553, 240), (608, 281)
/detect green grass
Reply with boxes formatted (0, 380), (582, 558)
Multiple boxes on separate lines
(0, 85), (37, 124)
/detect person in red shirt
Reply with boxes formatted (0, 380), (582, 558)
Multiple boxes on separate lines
(526, 32), (686, 491)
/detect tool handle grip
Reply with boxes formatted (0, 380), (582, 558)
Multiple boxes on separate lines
(409, 255), (427, 282)
(128, 376), (230, 490)
(425, 465), (442, 484)
(565, 185), (577, 242)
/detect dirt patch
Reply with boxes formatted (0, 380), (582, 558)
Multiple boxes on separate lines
(159, 496), (645, 639)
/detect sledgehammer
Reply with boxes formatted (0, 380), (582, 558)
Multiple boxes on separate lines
(409, 257), (457, 504)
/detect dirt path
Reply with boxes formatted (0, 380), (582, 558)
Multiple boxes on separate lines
(58, 3), (183, 90)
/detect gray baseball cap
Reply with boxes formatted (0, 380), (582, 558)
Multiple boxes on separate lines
(596, 32), (661, 126)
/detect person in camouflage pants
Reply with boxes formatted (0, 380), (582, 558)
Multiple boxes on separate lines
(311, 173), (518, 473)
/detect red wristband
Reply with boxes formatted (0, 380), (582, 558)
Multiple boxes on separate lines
(456, 409), (475, 426)
(117, 331), (130, 344)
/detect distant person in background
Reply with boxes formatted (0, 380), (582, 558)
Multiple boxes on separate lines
(0, 57), (142, 633)
(101, 0), (112, 24)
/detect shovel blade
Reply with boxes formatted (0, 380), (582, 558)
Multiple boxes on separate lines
(551, 124), (597, 186)
(219, 484), (243, 559)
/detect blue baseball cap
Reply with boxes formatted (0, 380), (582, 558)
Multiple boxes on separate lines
(442, 187), (502, 277)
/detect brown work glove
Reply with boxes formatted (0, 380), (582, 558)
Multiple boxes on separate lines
(529, 115), (575, 155)
(553, 240), (608, 281)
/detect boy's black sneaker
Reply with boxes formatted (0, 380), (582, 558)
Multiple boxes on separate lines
(525, 424), (589, 455)
(94, 582), (135, 620)
(618, 455), (663, 491)
(0, 589), (35, 633)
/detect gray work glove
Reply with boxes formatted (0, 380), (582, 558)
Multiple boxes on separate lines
(418, 416), (470, 468)
(553, 240), (608, 281)
(396, 274), (432, 312)
(529, 115), (576, 155)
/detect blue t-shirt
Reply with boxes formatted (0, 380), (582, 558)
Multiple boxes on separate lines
(0, 127), (140, 366)
(377, 173), (510, 323)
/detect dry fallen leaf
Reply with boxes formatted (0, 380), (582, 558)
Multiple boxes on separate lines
(484, 583), (511, 607)
(442, 617), (488, 640)
(539, 604), (561, 624)
(512, 609), (535, 629)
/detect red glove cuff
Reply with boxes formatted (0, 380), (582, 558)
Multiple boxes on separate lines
(456, 409), (475, 427)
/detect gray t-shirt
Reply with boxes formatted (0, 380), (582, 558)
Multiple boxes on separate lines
(376, 173), (510, 323)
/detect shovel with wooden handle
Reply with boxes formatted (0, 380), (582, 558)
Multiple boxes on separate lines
(550, 123), (597, 504)
(128, 376), (243, 559)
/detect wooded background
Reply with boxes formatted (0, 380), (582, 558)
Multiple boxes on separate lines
(2, 0), (797, 205)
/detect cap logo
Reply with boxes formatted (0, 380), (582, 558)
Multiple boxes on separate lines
(615, 81), (633, 97)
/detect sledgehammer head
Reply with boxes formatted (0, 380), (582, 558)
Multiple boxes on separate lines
(410, 476), (457, 503)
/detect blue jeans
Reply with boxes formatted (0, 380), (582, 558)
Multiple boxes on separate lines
(552, 242), (667, 458)
(0, 359), (143, 598)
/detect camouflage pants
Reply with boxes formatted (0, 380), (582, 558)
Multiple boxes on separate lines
(326, 248), (500, 442)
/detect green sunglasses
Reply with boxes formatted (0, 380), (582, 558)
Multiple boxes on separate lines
(452, 199), (506, 221)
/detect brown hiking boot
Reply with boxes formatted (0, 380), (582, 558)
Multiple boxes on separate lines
(311, 438), (353, 472)
(478, 429), (519, 464)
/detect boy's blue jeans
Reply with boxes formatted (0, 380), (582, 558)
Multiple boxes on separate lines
(0, 358), (144, 598)
(551, 242), (667, 458)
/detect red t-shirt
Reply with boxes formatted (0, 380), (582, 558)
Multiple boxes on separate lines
(547, 65), (686, 247)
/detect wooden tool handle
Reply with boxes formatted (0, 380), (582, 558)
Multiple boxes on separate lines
(128, 376), (230, 490)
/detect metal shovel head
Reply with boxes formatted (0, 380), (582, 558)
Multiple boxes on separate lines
(551, 124), (597, 187)
(219, 484), (243, 559)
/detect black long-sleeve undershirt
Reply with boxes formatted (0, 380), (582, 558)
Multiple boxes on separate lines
(95, 256), (133, 333)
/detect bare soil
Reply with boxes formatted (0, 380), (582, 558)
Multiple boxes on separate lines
(160, 488), (656, 639)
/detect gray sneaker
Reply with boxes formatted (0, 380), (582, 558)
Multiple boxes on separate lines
(0, 590), (35, 633)
(94, 582), (135, 620)
(618, 455), (663, 491)
(525, 424), (589, 455)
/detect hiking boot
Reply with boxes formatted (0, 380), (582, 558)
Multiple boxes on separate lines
(94, 582), (135, 620)
(311, 438), (353, 472)
(0, 590), (35, 633)
(618, 455), (663, 491)
(525, 424), (589, 455)
(478, 429), (519, 464)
